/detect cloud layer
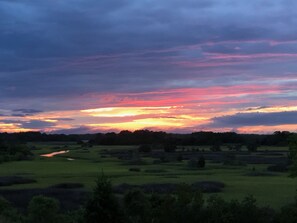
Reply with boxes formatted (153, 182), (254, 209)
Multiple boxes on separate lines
(0, 0), (297, 133)
(210, 111), (297, 127)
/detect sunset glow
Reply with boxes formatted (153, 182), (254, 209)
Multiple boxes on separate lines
(0, 1), (297, 134)
(81, 107), (176, 117)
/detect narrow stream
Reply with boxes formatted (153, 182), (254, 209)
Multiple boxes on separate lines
(40, 150), (70, 158)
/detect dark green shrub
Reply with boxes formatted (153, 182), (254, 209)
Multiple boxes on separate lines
(246, 143), (258, 152)
(0, 196), (22, 223)
(267, 164), (288, 172)
(138, 145), (152, 153)
(205, 195), (274, 223)
(188, 156), (205, 169)
(223, 154), (246, 166)
(124, 189), (151, 223)
(50, 183), (84, 189)
(175, 184), (204, 223)
(129, 167), (141, 172)
(210, 144), (221, 152)
(198, 156), (206, 168)
(176, 154), (183, 162)
(164, 144), (177, 153)
(27, 195), (60, 223)
(188, 159), (198, 168)
(277, 195), (297, 223)
(84, 174), (124, 223)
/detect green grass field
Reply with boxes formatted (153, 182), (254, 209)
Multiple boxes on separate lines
(0, 142), (296, 209)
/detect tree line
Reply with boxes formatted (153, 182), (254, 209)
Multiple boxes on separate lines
(0, 130), (295, 146)
(0, 140), (33, 163)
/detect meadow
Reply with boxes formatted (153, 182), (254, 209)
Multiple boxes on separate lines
(0, 141), (296, 210)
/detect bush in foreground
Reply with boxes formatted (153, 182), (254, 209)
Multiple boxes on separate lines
(0, 196), (22, 223)
(83, 174), (124, 223)
(5, 173), (297, 223)
(27, 195), (61, 223)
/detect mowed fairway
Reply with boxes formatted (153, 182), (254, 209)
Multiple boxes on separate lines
(0, 142), (296, 209)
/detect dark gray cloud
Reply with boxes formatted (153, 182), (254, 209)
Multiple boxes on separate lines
(53, 118), (75, 121)
(11, 113), (26, 117)
(1, 0), (297, 65)
(246, 106), (268, 111)
(13, 109), (43, 114)
(0, 119), (21, 124)
(208, 111), (297, 128)
(20, 120), (56, 129)
(0, 0), (294, 62)
(50, 126), (110, 134)
(9, 109), (43, 117)
(0, 119), (55, 129)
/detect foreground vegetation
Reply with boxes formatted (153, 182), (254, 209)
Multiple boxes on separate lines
(2, 174), (297, 223)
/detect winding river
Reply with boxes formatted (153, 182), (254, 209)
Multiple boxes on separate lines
(40, 150), (70, 158)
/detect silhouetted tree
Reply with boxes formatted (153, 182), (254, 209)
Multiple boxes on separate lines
(123, 189), (151, 223)
(175, 184), (204, 223)
(0, 196), (22, 223)
(84, 174), (123, 223)
(28, 195), (60, 223)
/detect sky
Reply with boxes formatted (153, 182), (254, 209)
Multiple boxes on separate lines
(0, 0), (297, 134)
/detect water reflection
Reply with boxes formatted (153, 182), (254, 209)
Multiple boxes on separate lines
(41, 150), (69, 158)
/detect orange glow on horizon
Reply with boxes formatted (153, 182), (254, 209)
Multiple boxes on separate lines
(88, 116), (201, 130)
(0, 84), (296, 134)
(80, 106), (181, 117)
(0, 123), (34, 133)
(237, 125), (297, 134)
